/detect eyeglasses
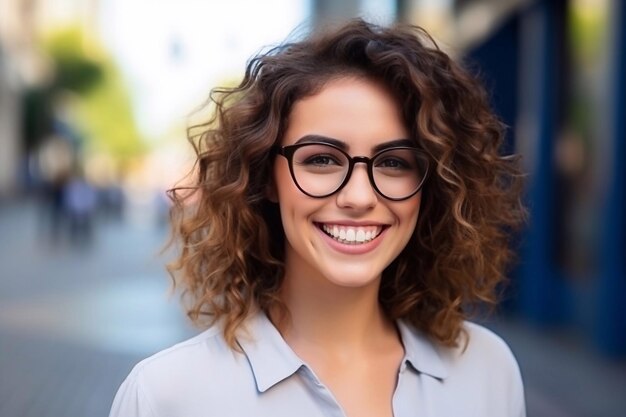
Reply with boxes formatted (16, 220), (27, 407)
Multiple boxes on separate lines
(275, 142), (429, 201)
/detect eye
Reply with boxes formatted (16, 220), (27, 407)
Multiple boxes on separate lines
(302, 154), (342, 167)
(306, 155), (333, 166)
(375, 157), (411, 170)
(292, 144), (347, 171)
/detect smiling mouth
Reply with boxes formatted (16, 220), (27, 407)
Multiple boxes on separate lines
(317, 223), (385, 245)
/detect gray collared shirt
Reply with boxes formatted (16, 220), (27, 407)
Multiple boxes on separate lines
(110, 312), (525, 417)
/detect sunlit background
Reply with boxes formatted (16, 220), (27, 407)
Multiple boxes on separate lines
(0, 0), (624, 416)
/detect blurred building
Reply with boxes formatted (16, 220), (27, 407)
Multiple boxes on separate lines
(0, 0), (99, 198)
(453, 0), (625, 358)
(313, 0), (626, 358)
(0, 43), (21, 198)
(0, 0), (45, 198)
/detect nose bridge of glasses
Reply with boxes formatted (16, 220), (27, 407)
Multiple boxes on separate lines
(348, 156), (373, 178)
(343, 155), (376, 193)
(351, 155), (371, 165)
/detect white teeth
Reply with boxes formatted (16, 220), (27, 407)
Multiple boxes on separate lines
(321, 224), (383, 244)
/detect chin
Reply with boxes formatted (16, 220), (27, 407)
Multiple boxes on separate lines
(320, 265), (384, 289)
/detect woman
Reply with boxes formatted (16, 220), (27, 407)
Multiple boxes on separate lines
(110, 19), (527, 417)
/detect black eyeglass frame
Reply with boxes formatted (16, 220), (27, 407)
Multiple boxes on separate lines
(274, 141), (430, 201)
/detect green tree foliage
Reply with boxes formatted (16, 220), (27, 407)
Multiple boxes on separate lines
(77, 67), (147, 158)
(42, 27), (145, 160)
(44, 28), (103, 94)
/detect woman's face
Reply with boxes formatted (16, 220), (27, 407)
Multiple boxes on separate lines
(272, 77), (422, 291)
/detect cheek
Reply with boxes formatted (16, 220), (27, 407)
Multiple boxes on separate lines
(399, 195), (422, 232)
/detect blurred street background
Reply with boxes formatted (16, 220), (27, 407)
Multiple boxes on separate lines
(0, 0), (624, 416)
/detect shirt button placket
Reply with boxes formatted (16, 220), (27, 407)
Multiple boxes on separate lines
(302, 367), (347, 417)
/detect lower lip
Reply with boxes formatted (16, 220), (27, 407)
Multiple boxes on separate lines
(315, 225), (388, 255)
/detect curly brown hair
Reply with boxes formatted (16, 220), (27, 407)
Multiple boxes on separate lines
(167, 18), (526, 349)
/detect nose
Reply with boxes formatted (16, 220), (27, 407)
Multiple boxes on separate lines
(335, 163), (377, 210)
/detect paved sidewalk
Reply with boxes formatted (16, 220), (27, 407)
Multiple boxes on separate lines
(488, 318), (626, 417)
(0, 199), (195, 417)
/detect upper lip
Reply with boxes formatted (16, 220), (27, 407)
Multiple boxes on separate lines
(314, 220), (389, 226)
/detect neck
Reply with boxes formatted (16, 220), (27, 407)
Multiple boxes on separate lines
(273, 268), (394, 352)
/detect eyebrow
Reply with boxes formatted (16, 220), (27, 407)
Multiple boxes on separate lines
(294, 135), (346, 149)
(293, 135), (415, 153)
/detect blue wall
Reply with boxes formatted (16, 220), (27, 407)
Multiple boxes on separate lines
(466, 0), (626, 356)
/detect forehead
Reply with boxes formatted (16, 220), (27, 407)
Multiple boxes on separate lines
(282, 77), (408, 151)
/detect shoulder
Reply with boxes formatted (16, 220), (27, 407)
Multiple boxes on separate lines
(441, 321), (521, 378)
(461, 321), (519, 364)
(131, 325), (229, 379)
(109, 326), (252, 417)
(435, 321), (526, 416)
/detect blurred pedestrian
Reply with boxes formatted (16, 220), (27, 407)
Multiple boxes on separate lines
(100, 183), (125, 221)
(110, 19), (527, 417)
(63, 171), (97, 246)
(36, 135), (73, 243)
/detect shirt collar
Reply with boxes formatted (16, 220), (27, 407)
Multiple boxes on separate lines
(236, 311), (304, 393)
(397, 320), (450, 380)
(237, 312), (450, 393)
